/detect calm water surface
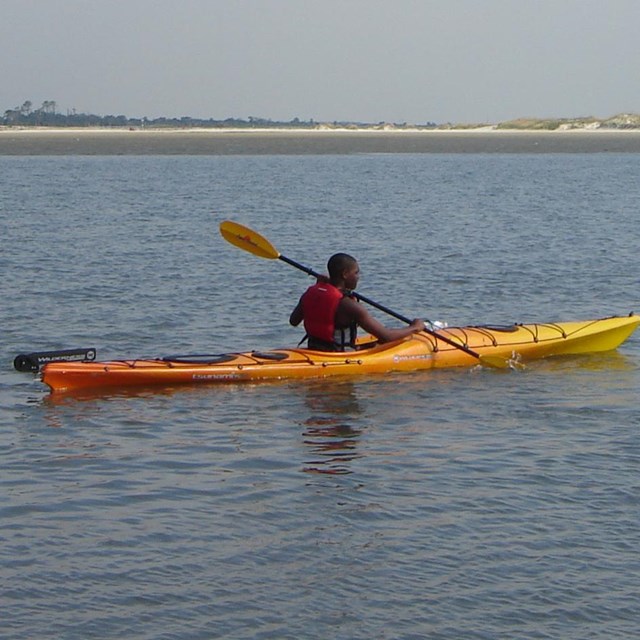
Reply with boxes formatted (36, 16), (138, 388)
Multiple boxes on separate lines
(1, 151), (639, 639)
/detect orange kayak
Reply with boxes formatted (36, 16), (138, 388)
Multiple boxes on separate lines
(40, 314), (639, 393)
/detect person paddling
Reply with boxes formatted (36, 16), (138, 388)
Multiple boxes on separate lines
(289, 253), (425, 351)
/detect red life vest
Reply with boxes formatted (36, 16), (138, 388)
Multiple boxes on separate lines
(301, 282), (345, 344)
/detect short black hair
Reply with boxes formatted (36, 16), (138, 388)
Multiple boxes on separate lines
(327, 253), (357, 279)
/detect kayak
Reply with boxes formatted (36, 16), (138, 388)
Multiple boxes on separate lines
(40, 314), (639, 393)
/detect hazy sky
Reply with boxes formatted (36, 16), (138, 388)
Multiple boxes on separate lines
(2, 0), (639, 124)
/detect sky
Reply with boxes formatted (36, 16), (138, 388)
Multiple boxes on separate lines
(2, 0), (639, 124)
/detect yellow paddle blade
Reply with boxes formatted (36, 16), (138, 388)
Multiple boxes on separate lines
(478, 355), (513, 370)
(219, 220), (280, 260)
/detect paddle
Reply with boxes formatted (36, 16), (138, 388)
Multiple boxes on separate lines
(219, 220), (510, 369)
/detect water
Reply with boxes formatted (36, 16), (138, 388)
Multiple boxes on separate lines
(1, 149), (640, 639)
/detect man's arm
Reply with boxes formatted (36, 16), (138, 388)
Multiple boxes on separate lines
(289, 297), (304, 327)
(339, 297), (425, 343)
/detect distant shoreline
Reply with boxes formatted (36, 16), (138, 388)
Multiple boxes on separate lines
(3, 126), (640, 155)
(3, 125), (640, 134)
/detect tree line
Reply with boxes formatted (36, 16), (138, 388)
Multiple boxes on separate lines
(2, 100), (332, 129)
(2, 99), (439, 129)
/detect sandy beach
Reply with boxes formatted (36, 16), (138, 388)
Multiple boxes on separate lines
(2, 126), (640, 154)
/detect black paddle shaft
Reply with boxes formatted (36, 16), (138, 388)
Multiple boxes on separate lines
(278, 255), (485, 360)
(279, 255), (408, 321)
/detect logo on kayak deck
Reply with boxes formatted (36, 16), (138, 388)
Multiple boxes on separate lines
(393, 354), (433, 363)
(192, 373), (242, 381)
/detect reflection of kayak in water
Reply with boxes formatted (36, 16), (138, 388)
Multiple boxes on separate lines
(39, 314), (640, 394)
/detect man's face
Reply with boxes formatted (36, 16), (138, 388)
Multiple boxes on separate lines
(343, 262), (360, 290)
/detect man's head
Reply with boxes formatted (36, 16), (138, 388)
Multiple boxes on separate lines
(328, 253), (360, 290)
